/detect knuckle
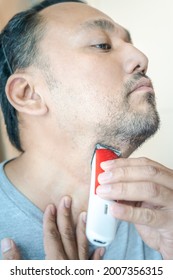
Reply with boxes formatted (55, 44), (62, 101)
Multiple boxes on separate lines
(139, 157), (150, 164)
(127, 205), (157, 226)
(143, 208), (156, 224)
(45, 227), (61, 241)
(118, 182), (127, 197)
(61, 227), (75, 241)
(145, 165), (159, 177)
(118, 167), (127, 177)
(147, 182), (160, 198)
(116, 158), (125, 165)
(128, 205), (135, 220)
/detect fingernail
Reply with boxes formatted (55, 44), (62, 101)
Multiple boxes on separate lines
(101, 160), (115, 169)
(98, 171), (112, 183)
(97, 184), (111, 194)
(1, 238), (12, 253)
(64, 196), (72, 208)
(100, 247), (105, 257)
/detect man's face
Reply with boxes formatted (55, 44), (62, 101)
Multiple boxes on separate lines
(38, 2), (159, 156)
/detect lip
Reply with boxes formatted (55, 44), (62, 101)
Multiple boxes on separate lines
(128, 78), (154, 95)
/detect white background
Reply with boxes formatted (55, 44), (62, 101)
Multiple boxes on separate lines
(0, 260), (170, 280)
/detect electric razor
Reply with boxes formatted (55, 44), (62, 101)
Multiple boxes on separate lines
(86, 143), (121, 247)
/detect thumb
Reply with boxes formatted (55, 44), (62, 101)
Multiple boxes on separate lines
(1, 238), (22, 260)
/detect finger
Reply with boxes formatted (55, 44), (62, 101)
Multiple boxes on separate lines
(110, 201), (173, 228)
(1, 238), (21, 260)
(91, 247), (105, 260)
(98, 164), (173, 190)
(101, 157), (169, 171)
(57, 196), (78, 260)
(43, 204), (66, 260)
(97, 181), (173, 207)
(76, 212), (88, 260)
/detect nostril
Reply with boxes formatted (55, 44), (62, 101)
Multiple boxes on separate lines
(142, 68), (147, 75)
(133, 64), (147, 75)
(134, 64), (141, 72)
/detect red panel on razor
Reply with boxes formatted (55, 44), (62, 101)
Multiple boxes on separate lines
(95, 149), (119, 194)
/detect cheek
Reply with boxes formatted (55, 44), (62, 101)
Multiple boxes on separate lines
(55, 51), (122, 92)
(77, 56), (122, 90)
(49, 53), (125, 123)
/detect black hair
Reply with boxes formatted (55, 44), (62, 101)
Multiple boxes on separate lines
(0, 0), (85, 152)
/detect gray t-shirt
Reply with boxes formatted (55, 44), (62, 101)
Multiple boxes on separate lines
(0, 161), (162, 260)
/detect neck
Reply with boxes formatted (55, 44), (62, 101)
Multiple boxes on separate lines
(4, 139), (133, 224)
(4, 143), (94, 224)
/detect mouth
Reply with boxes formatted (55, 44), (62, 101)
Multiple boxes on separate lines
(128, 78), (155, 96)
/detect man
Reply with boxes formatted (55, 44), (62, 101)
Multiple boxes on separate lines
(0, 0), (173, 260)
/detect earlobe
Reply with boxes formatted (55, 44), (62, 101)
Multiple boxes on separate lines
(5, 74), (48, 116)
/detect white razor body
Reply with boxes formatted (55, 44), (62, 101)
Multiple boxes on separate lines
(86, 145), (120, 247)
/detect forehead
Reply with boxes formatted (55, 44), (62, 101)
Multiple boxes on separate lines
(40, 2), (128, 39)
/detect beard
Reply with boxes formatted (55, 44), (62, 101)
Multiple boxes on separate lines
(43, 66), (160, 156)
(96, 73), (160, 155)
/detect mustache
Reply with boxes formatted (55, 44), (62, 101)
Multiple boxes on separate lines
(124, 73), (153, 95)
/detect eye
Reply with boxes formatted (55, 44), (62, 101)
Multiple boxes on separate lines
(91, 43), (112, 51)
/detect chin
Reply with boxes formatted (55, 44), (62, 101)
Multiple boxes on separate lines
(105, 114), (159, 157)
(95, 95), (160, 158)
(128, 114), (160, 152)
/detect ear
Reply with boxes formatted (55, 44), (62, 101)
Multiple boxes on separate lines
(5, 73), (48, 116)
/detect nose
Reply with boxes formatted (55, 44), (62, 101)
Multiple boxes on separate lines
(123, 43), (148, 75)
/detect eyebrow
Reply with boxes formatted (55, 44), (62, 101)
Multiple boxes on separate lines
(82, 19), (115, 32)
(79, 18), (132, 43)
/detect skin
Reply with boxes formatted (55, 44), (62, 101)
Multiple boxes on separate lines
(97, 157), (173, 260)
(1, 2), (173, 259)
